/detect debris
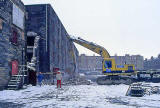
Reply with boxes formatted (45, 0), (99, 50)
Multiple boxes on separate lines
(126, 83), (145, 97)
(126, 82), (160, 97)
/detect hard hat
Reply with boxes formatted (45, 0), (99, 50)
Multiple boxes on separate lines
(57, 71), (61, 74)
(54, 67), (60, 71)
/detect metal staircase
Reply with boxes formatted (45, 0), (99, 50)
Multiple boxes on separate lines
(7, 65), (28, 90)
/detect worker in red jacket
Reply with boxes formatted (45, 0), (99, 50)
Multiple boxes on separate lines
(56, 70), (62, 88)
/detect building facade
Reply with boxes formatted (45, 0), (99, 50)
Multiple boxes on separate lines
(144, 54), (160, 70)
(78, 54), (144, 72)
(112, 54), (144, 70)
(78, 54), (102, 72)
(0, 0), (26, 89)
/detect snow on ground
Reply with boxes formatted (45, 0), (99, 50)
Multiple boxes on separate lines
(0, 83), (160, 108)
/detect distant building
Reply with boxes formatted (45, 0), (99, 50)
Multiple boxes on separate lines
(78, 54), (144, 72)
(112, 54), (144, 70)
(144, 54), (160, 70)
(78, 54), (102, 72)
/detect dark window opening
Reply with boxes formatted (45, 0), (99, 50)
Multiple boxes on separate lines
(11, 30), (18, 45)
(27, 53), (33, 62)
(28, 70), (37, 86)
(27, 36), (35, 46)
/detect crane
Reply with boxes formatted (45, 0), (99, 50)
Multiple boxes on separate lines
(70, 36), (136, 85)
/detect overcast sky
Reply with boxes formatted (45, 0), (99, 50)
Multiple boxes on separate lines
(22, 0), (160, 59)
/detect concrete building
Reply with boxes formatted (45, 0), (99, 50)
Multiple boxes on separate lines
(78, 54), (103, 72)
(0, 0), (26, 89)
(25, 4), (79, 85)
(78, 54), (144, 72)
(144, 54), (160, 70)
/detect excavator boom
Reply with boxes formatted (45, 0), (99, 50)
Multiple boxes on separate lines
(70, 36), (110, 58)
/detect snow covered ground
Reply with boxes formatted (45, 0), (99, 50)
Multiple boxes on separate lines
(0, 83), (160, 108)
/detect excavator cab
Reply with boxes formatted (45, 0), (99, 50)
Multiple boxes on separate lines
(128, 65), (134, 71)
(103, 60), (112, 73)
(102, 58), (116, 74)
(104, 61), (112, 68)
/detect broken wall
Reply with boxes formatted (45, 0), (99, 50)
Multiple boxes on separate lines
(25, 4), (79, 81)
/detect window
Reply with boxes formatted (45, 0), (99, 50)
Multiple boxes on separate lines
(104, 60), (112, 68)
(27, 36), (35, 46)
(11, 30), (18, 45)
(0, 19), (2, 30)
(12, 4), (24, 29)
(27, 53), (33, 61)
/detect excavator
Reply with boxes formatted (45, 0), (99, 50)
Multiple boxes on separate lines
(70, 36), (136, 85)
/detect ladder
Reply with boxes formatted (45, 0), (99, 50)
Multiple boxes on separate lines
(7, 65), (28, 90)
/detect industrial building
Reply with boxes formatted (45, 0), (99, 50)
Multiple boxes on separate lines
(78, 54), (144, 72)
(25, 4), (79, 85)
(0, 0), (26, 89)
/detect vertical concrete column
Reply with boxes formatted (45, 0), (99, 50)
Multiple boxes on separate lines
(58, 21), (61, 69)
(65, 37), (68, 70)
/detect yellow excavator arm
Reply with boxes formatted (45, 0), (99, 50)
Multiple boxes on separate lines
(70, 36), (110, 58)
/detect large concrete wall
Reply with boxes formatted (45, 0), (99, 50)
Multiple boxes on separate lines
(0, 0), (26, 89)
(25, 4), (79, 78)
(26, 4), (50, 72)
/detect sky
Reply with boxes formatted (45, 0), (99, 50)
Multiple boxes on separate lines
(22, 0), (160, 59)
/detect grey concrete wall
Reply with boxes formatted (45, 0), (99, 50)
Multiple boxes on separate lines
(26, 4), (79, 81)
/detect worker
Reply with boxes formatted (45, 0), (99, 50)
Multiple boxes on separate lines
(37, 72), (44, 86)
(56, 69), (62, 88)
